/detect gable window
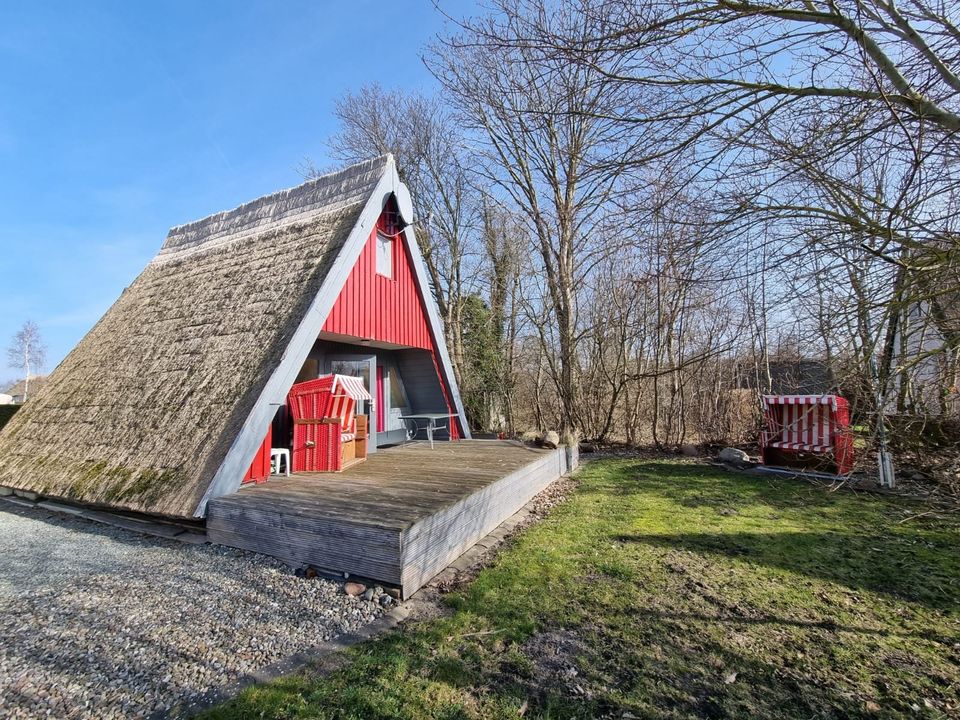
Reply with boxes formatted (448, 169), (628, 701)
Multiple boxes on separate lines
(376, 232), (393, 278)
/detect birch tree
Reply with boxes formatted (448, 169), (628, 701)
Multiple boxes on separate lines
(6, 321), (46, 402)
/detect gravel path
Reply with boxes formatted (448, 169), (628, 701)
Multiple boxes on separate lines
(0, 500), (386, 719)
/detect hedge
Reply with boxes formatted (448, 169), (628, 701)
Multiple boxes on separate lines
(0, 404), (20, 431)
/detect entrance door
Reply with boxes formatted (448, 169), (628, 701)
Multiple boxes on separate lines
(326, 354), (377, 453)
(378, 362), (412, 445)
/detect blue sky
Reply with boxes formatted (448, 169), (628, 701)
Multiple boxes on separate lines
(0, 1), (471, 380)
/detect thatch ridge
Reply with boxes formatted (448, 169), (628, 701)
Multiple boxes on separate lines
(157, 155), (389, 264)
(0, 156), (389, 518)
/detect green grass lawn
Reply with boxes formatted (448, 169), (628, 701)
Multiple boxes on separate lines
(199, 459), (959, 719)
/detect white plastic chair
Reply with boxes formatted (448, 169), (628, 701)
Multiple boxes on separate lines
(270, 448), (291, 476)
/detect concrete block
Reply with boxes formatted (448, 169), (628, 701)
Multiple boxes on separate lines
(2, 496), (36, 508)
(38, 501), (86, 517)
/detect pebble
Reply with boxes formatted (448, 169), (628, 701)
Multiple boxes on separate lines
(0, 503), (389, 719)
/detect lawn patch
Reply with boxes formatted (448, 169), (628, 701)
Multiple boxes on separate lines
(199, 459), (959, 719)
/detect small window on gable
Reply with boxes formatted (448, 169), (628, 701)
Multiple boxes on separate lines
(376, 232), (393, 278)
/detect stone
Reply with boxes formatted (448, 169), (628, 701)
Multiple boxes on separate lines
(362, 588), (375, 601)
(520, 430), (539, 443)
(718, 447), (750, 464)
(542, 431), (560, 449)
(343, 581), (366, 597)
(378, 594), (393, 607)
(0, 486), (12, 496)
(13, 489), (39, 501)
(680, 444), (698, 457)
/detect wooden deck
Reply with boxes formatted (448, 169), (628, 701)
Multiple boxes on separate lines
(206, 440), (574, 597)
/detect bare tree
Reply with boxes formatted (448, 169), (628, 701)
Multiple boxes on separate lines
(481, 199), (523, 430)
(322, 85), (480, 390)
(528, 0), (960, 343)
(430, 0), (639, 441)
(7, 321), (46, 402)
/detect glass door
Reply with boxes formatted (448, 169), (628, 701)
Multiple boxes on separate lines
(377, 362), (413, 445)
(325, 354), (377, 453)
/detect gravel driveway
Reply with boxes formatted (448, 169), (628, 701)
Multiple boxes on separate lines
(0, 500), (386, 719)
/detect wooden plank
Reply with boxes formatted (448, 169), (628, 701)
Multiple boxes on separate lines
(399, 449), (564, 597)
(216, 441), (551, 528)
(207, 503), (402, 582)
(208, 529), (401, 582)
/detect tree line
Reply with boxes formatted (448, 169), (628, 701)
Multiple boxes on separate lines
(315, 0), (958, 470)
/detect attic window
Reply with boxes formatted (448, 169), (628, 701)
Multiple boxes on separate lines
(382, 208), (402, 235)
(376, 232), (393, 278)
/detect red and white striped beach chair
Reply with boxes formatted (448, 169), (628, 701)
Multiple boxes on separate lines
(760, 395), (854, 475)
(288, 374), (372, 472)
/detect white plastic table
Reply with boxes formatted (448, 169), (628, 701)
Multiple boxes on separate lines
(399, 413), (451, 449)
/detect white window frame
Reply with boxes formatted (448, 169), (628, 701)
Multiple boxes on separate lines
(376, 232), (393, 278)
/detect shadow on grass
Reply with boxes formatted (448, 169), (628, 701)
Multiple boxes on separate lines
(201, 614), (894, 720)
(567, 610), (949, 719)
(615, 530), (958, 612)
(622, 607), (956, 645)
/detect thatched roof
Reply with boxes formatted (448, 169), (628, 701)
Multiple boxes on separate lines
(0, 156), (391, 518)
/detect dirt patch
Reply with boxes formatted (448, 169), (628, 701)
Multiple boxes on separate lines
(521, 629), (591, 696)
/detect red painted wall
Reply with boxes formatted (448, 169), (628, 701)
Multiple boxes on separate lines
(322, 206), (463, 439)
(322, 210), (433, 349)
(243, 426), (272, 483)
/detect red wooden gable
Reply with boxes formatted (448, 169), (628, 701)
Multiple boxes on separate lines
(320, 205), (461, 439)
(321, 208), (433, 349)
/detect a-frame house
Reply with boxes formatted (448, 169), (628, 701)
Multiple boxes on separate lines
(0, 156), (573, 597)
(0, 156), (469, 519)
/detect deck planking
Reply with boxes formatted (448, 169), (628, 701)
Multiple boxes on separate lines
(207, 440), (572, 596)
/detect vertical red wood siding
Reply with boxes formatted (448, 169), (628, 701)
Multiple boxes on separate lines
(321, 210), (433, 349)
(243, 426), (273, 483)
(321, 205), (463, 438)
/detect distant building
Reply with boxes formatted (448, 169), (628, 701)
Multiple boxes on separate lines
(735, 359), (835, 396)
(893, 294), (959, 415)
(2, 376), (47, 404)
